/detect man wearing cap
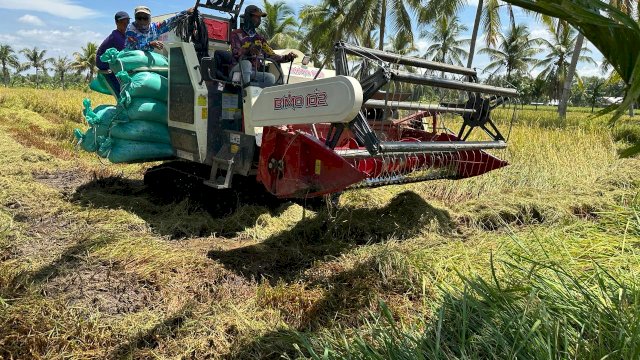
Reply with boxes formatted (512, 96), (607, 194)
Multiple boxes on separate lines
(125, 6), (194, 51)
(96, 11), (130, 94)
(230, 5), (297, 87)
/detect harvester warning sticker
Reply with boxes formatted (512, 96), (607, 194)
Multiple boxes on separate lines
(201, 107), (208, 120)
(222, 93), (240, 120)
(315, 160), (322, 175)
(197, 95), (207, 106)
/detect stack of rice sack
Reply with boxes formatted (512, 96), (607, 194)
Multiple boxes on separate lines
(75, 48), (174, 163)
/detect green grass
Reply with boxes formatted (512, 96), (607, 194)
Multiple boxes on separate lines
(0, 88), (639, 359)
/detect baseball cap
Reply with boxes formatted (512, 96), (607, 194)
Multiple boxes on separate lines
(245, 5), (267, 17)
(115, 11), (130, 21)
(134, 6), (151, 16)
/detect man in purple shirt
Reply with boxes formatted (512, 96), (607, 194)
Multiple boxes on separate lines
(96, 11), (129, 94)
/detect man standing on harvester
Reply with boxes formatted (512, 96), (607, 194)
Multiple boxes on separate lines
(96, 11), (130, 94)
(125, 5), (194, 51)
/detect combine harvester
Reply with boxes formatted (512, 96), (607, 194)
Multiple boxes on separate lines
(76, 0), (519, 199)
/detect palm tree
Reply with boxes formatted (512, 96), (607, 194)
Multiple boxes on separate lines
(534, 20), (595, 101)
(20, 47), (51, 88)
(384, 32), (417, 73)
(300, 0), (422, 62)
(558, 32), (584, 118)
(421, 0), (517, 68)
(478, 24), (540, 81)
(72, 42), (97, 83)
(299, 0), (374, 68)
(51, 56), (71, 90)
(10, 62), (28, 87)
(260, 0), (299, 49)
(371, 0), (423, 51)
(0, 44), (18, 87)
(422, 15), (470, 66)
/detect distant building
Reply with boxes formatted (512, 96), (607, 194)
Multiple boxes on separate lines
(601, 97), (623, 105)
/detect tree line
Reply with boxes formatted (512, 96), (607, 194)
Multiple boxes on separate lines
(0, 0), (630, 109)
(0, 43), (97, 90)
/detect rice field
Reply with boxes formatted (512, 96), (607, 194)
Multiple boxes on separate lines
(0, 87), (639, 359)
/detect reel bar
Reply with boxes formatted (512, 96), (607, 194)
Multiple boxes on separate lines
(379, 140), (507, 153)
(337, 42), (477, 77)
(390, 73), (519, 98)
(336, 140), (507, 159)
(364, 100), (476, 114)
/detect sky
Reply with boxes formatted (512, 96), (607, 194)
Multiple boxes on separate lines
(0, 0), (604, 77)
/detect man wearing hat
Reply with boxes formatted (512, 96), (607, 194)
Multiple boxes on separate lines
(96, 11), (130, 94)
(230, 5), (298, 87)
(125, 5), (194, 51)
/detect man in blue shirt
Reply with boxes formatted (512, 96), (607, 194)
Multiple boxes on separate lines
(96, 11), (129, 94)
(125, 6), (193, 51)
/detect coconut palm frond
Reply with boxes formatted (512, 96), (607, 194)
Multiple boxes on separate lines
(502, 0), (640, 126)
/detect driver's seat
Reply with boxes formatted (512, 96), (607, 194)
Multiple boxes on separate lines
(229, 56), (282, 88)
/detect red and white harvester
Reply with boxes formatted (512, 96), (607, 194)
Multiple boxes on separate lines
(149, 0), (518, 198)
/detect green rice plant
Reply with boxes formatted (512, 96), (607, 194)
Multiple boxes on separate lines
(290, 205), (640, 359)
(292, 255), (640, 359)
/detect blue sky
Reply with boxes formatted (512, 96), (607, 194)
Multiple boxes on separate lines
(0, 0), (603, 77)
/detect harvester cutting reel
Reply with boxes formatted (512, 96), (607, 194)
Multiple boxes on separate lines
(251, 42), (519, 197)
(328, 42), (515, 156)
(444, 93), (507, 141)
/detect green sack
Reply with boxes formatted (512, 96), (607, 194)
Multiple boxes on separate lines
(101, 48), (168, 75)
(89, 73), (115, 96)
(98, 138), (175, 164)
(117, 71), (168, 102)
(110, 120), (171, 144)
(83, 99), (127, 126)
(74, 127), (108, 153)
(121, 97), (168, 123)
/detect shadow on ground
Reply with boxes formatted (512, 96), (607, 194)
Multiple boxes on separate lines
(71, 170), (290, 239)
(108, 304), (194, 359)
(207, 191), (453, 283)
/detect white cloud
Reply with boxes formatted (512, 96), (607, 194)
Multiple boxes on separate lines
(0, 0), (98, 19)
(0, 26), (103, 62)
(16, 27), (102, 47)
(0, 34), (19, 43)
(18, 14), (45, 26)
(415, 39), (429, 56)
(578, 61), (603, 78)
(529, 24), (553, 43)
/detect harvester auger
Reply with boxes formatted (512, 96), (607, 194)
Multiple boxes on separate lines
(79, 0), (519, 199)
